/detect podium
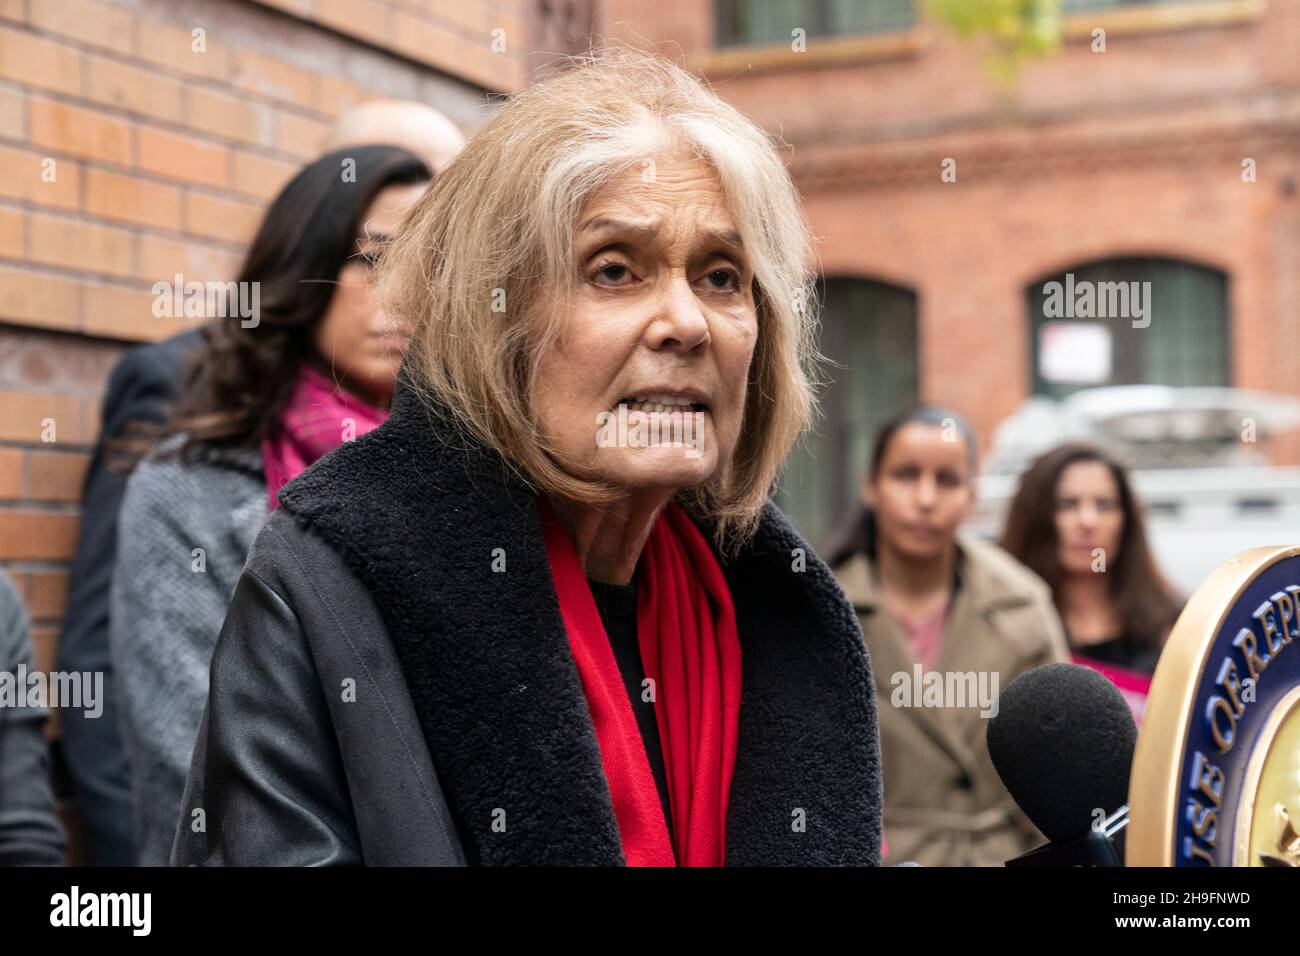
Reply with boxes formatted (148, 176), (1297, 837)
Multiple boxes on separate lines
(1128, 545), (1300, 866)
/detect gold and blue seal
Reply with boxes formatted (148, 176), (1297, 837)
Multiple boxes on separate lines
(1128, 545), (1300, 866)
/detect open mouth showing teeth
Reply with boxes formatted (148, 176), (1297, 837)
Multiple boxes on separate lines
(619, 394), (708, 414)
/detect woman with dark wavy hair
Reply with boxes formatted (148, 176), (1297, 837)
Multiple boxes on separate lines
(1000, 442), (1183, 683)
(110, 145), (431, 865)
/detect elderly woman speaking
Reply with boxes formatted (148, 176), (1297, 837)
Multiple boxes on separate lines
(173, 51), (882, 867)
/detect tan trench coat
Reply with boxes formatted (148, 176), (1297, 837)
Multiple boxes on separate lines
(836, 537), (1071, 866)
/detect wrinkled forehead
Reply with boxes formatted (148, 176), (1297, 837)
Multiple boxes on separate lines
(574, 153), (743, 253)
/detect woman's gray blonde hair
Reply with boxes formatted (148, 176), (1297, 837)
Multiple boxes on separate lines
(382, 48), (819, 551)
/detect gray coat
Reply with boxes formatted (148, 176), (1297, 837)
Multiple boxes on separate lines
(110, 438), (267, 866)
(0, 568), (66, 864)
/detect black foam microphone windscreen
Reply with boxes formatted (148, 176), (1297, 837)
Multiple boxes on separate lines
(986, 662), (1138, 844)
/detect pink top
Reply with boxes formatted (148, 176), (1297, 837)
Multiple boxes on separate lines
(896, 600), (950, 671)
(1071, 655), (1152, 727)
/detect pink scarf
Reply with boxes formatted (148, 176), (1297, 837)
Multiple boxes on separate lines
(260, 364), (388, 511)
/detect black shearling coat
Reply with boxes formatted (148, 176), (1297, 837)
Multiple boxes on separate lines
(172, 375), (883, 866)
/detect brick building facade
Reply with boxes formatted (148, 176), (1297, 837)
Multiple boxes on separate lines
(603, 0), (1300, 543)
(0, 0), (580, 768)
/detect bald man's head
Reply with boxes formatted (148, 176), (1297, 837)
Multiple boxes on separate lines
(327, 100), (467, 174)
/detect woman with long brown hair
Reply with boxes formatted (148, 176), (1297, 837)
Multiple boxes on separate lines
(1000, 442), (1183, 682)
(110, 145), (431, 865)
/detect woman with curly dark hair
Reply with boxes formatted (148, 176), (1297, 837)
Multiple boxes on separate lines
(109, 145), (431, 865)
(1000, 443), (1184, 693)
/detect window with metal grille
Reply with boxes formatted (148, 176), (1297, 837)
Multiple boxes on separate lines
(714, 0), (915, 47)
(1025, 257), (1229, 401)
(777, 277), (919, 549)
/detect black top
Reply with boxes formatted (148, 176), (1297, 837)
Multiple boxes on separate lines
(1070, 633), (1163, 676)
(586, 576), (675, 850)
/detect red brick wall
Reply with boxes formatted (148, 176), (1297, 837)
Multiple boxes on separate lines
(599, 0), (1300, 462)
(0, 0), (529, 716)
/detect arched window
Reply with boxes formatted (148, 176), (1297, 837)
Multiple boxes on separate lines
(777, 276), (919, 549)
(1025, 257), (1229, 400)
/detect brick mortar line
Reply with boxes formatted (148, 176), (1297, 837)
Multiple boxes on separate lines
(774, 82), (1300, 153)
(0, 246), (171, 288)
(0, 307), (198, 344)
(0, 99), (298, 207)
(0, 194), (253, 255)
(10, 15), (355, 122)
(791, 128), (1300, 192)
(0, 130), (303, 206)
(126, 1), (525, 92)
(275, 1), (529, 61)
(384, 0), (526, 25)
(0, 500), (85, 513)
(0, 561), (75, 572)
(0, 444), (99, 459)
(0, 443), (89, 456)
(292, 10), (522, 90)
(0, 251), (139, 286)
(0, 193), (253, 252)
(0, 260), (214, 296)
(0, 374), (109, 401)
(18, 87), (331, 173)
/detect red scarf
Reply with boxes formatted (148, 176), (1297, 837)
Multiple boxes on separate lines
(539, 498), (743, 866)
(261, 364), (388, 511)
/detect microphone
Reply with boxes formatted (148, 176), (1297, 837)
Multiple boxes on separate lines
(987, 663), (1138, 866)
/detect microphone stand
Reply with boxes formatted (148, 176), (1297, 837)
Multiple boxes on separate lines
(1005, 805), (1128, 867)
